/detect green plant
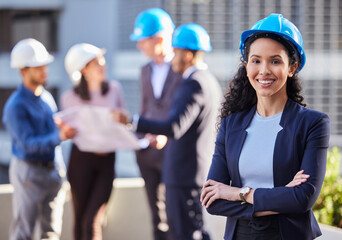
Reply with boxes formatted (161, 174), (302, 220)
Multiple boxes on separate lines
(313, 147), (342, 228)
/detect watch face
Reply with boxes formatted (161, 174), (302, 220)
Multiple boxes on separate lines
(241, 187), (250, 194)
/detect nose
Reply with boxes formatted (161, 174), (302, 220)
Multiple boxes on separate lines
(260, 62), (270, 75)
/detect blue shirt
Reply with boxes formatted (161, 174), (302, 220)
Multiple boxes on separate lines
(2, 84), (61, 162)
(239, 111), (283, 189)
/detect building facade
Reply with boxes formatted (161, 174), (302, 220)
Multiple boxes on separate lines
(0, 0), (342, 166)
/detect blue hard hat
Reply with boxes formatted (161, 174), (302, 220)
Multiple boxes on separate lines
(130, 8), (174, 41)
(172, 23), (212, 52)
(239, 13), (306, 71)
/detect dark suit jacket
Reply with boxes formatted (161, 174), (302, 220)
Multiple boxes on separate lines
(137, 68), (223, 187)
(136, 62), (182, 170)
(206, 99), (330, 240)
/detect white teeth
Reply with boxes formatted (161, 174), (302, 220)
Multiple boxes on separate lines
(259, 80), (273, 84)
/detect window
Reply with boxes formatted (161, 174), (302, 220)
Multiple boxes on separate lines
(0, 9), (59, 53)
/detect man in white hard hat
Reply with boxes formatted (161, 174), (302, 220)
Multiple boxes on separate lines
(2, 38), (76, 240)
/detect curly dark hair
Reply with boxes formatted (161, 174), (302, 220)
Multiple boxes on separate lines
(219, 36), (306, 126)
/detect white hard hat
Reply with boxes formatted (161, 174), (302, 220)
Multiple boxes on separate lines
(10, 38), (54, 69)
(65, 43), (106, 83)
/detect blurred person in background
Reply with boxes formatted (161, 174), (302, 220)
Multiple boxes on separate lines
(130, 8), (182, 240)
(114, 23), (223, 240)
(2, 38), (76, 240)
(201, 14), (330, 240)
(61, 43), (126, 240)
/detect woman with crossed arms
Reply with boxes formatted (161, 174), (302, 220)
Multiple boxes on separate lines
(201, 14), (330, 240)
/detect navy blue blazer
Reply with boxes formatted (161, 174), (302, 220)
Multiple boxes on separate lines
(137, 69), (222, 187)
(206, 99), (330, 240)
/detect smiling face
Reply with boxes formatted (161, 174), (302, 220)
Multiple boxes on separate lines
(244, 37), (298, 102)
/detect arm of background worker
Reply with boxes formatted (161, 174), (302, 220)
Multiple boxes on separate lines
(54, 118), (77, 141)
(4, 105), (61, 155)
(137, 80), (203, 139)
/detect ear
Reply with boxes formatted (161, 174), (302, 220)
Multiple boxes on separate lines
(80, 64), (88, 75)
(184, 50), (194, 62)
(288, 62), (298, 77)
(19, 68), (28, 78)
(155, 36), (163, 44)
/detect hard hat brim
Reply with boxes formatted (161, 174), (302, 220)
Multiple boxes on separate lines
(11, 54), (54, 69)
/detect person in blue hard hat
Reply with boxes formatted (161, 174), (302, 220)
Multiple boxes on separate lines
(200, 14), (330, 240)
(130, 8), (182, 240)
(115, 22), (223, 240)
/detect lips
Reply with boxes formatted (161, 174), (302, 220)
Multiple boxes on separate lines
(257, 79), (274, 85)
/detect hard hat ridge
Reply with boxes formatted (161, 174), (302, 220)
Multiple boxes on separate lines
(130, 8), (174, 41)
(239, 13), (306, 71)
(172, 23), (212, 52)
(64, 43), (106, 83)
(10, 38), (54, 69)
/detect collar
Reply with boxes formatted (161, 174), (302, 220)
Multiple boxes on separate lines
(182, 63), (208, 79)
(18, 84), (40, 100)
(242, 99), (296, 130)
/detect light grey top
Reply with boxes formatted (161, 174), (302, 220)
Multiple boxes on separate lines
(239, 111), (283, 189)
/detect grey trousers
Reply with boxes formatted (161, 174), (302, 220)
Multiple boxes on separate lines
(9, 156), (67, 240)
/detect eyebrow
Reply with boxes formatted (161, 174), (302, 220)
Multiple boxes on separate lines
(249, 54), (282, 59)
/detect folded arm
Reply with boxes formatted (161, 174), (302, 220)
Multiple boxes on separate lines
(202, 114), (329, 217)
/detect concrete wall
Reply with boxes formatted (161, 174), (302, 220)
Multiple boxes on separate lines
(0, 178), (227, 240)
(1, 178), (342, 240)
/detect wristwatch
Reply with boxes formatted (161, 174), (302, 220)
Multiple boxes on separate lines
(239, 186), (252, 204)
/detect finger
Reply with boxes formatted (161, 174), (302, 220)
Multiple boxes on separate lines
(295, 174), (310, 180)
(294, 170), (304, 177)
(200, 188), (208, 202)
(202, 180), (212, 188)
(205, 194), (218, 208)
(202, 190), (216, 207)
(201, 185), (214, 199)
(206, 179), (219, 187)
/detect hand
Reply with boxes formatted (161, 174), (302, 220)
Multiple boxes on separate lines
(55, 118), (77, 141)
(201, 179), (240, 208)
(286, 170), (310, 187)
(145, 134), (168, 150)
(112, 109), (130, 125)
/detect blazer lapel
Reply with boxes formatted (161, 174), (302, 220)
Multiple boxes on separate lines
(227, 106), (256, 187)
(273, 99), (296, 187)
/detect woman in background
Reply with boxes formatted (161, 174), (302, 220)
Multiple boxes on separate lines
(62, 43), (126, 240)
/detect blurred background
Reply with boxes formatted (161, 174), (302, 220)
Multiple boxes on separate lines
(0, 0), (342, 239)
(1, 0), (342, 182)
(0, 0), (341, 184)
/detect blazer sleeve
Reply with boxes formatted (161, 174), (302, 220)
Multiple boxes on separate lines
(137, 80), (203, 139)
(206, 117), (254, 219)
(253, 114), (330, 214)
